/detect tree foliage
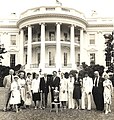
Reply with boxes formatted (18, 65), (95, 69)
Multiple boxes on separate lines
(0, 64), (22, 86)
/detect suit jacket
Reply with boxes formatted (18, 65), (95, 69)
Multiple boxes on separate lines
(93, 76), (104, 94)
(40, 77), (50, 93)
(3, 75), (14, 89)
(50, 76), (60, 91)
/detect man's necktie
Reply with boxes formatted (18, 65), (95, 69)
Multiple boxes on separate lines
(11, 75), (13, 83)
(95, 78), (98, 87)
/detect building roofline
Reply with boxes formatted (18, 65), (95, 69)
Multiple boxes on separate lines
(17, 13), (88, 28)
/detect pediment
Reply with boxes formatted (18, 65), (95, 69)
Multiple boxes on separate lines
(87, 48), (98, 52)
(8, 49), (19, 52)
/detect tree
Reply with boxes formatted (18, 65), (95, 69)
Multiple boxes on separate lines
(104, 32), (114, 73)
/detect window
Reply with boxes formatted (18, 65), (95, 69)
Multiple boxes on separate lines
(25, 54), (27, 64)
(38, 33), (41, 41)
(0, 35), (1, 43)
(75, 29), (80, 43)
(89, 34), (95, 44)
(49, 52), (55, 66)
(90, 53), (95, 64)
(38, 53), (40, 65)
(77, 54), (80, 66)
(64, 52), (67, 66)
(10, 35), (16, 45)
(64, 33), (67, 41)
(10, 54), (15, 67)
(49, 32), (55, 41)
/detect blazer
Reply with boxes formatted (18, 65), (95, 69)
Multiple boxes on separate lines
(3, 75), (14, 89)
(40, 77), (50, 93)
(50, 76), (60, 90)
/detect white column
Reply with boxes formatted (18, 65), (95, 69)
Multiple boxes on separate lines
(40, 23), (45, 70)
(19, 29), (24, 65)
(80, 28), (84, 64)
(27, 25), (32, 69)
(70, 24), (75, 69)
(56, 23), (61, 70)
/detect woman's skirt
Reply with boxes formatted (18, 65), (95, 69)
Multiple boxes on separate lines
(32, 92), (41, 101)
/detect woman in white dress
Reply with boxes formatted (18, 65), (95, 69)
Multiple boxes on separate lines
(25, 73), (32, 107)
(67, 73), (75, 109)
(103, 73), (113, 114)
(59, 72), (68, 109)
(9, 76), (21, 112)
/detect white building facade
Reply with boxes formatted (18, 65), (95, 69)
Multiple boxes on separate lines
(0, 6), (113, 73)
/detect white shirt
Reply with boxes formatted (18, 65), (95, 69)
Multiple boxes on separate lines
(18, 78), (26, 88)
(103, 79), (113, 95)
(82, 76), (93, 93)
(31, 78), (40, 93)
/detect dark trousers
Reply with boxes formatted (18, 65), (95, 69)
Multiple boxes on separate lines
(42, 92), (48, 107)
(92, 87), (104, 111)
(5, 92), (11, 109)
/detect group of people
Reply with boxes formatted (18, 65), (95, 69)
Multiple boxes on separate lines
(2, 68), (113, 114)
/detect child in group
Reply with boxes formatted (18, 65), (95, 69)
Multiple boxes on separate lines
(9, 75), (21, 113)
(103, 73), (113, 114)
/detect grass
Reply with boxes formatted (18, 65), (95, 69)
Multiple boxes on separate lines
(0, 93), (114, 120)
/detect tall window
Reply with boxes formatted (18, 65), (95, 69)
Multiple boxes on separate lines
(0, 35), (1, 43)
(64, 33), (67, 41)
(49, 52), (55, 66)
(25, 54), (27, 64)
(38, 33), (41, 41)
(77, 54), (80, 66)
(75, 29), (80, 43)
(64, 52), (67, 66)
(10, 54), (15, 67)
(89, 34), (95, 44)
(90, 53), (95, 64)
(38, 53), (40, 65)
(10, 35), (16, 45)
(49, 32), (55, 41)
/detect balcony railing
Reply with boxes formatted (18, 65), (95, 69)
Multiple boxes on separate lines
(62, 64), (72, 68)
(30, 64), (39, 68)
(29, 63), (80, 68)
(45, 63), (56, 68)
(61, 39), (70, 42)
(45, 38), (56, 41)
(24, 38), (80, 44)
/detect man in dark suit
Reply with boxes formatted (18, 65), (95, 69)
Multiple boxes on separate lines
(50, 71), (60, 103)
(92, 71), (104, 111)
(40, 73), (50, 108)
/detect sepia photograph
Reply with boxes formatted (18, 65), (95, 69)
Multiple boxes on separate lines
(0, 0), (114, 119)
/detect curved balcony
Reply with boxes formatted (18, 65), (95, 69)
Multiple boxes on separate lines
(24, 39), (80, 47)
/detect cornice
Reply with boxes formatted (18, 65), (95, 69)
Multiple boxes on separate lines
(88, 24), (113, 27)
(0, 25), (18, 28)
(17, 13), (88, 27)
